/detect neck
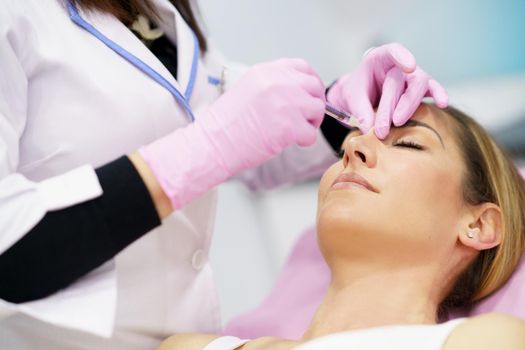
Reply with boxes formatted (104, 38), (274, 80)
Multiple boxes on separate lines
(301, 263), (441, 340)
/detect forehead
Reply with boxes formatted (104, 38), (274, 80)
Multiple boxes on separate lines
(411, 103), (453, 136)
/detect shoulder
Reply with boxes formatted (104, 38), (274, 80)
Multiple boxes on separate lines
(1, 1), (36, 24)
(1, 0), (66, 32)
(156, 333), (220, 350)
(1, 0), (75, 62)
(1, 1), (39, 38)
(444, 313), (525, 350)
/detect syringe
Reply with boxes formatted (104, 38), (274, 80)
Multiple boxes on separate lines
(325, 102), (360, 129)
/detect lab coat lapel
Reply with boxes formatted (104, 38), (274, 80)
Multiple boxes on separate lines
(152, 0), (199, 101)
(75, 2), (186, 99)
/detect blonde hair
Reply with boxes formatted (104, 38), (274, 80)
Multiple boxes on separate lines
(439, 105), (525, 311)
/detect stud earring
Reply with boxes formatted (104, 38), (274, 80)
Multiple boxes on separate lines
(467, 228), (479, 239)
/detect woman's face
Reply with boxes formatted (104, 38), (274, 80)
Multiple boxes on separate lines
(317, 104), (468, 267)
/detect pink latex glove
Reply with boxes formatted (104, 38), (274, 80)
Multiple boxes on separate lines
(139, 58), (326, 209)
(327, 43), (449, 139)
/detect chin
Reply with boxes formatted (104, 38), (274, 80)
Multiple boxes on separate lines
(317, 200), (392, 256)
(317, 201), (368, 243)
(317, 190), (370, 224)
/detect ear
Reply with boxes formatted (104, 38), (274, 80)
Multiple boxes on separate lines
(458, 203), (503, 251)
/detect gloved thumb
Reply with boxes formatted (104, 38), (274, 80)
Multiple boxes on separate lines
(384, 43), (417, 74)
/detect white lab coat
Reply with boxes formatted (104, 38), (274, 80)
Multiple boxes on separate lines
(0, 1), (337, 349)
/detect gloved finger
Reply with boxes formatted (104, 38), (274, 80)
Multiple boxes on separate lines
(283, 59), (326, 100)
(375, 67), (405, 139)
(346, 94), (375, 134)
(333, 78), (376, 133)
(369, 43), (417, 74)
(384, 43), (417, 73)
(283, 58), (324, 82)
(293, 118), (318, 147)
(392, 73), (429, 126)
(326, 80), (345, 109)
(294, 71), (327, 100)
(426, 79), (448, 108)
(299, 95), (326, 129)
(325, 77), (375, 133)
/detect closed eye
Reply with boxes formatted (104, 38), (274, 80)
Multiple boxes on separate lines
(393, 140), (424, 150)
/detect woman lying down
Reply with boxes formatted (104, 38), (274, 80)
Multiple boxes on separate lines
(158, 103), (525, 350)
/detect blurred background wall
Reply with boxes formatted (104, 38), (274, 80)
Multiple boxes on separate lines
(196, 0), (525, 326)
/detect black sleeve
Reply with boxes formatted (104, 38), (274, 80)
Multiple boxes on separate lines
(0, 156), (161, 303)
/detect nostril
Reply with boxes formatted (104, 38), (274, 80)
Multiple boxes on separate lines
(355, 150), (366, 163)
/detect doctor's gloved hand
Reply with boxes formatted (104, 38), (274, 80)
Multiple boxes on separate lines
(139, 58), (326, 209)
(327, 43), (448, 139)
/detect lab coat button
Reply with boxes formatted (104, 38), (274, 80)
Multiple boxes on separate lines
(192, 249), (206, 270)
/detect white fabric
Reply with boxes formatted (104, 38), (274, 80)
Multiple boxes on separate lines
(0, 166), (102, 257)
(0, 0), (336, 349)
(203, 336), (249, 350)
(295, 319), (466, 350)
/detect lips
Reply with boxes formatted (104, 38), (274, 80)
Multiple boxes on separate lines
(330, 172), (378, 193)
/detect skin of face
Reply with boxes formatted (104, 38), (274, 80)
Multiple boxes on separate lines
(316, 104), (472, 276)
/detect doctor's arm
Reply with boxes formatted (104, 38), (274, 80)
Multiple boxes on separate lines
(0, 154), (163, 303)
(0, 59), (326, 303)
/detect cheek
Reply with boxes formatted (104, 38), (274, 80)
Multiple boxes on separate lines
(386, 160), (464, 234)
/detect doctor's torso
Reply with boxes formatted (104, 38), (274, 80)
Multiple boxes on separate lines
(0, 1), (225, 348)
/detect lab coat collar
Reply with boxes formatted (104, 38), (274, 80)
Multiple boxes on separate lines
(151, 0), (200, 100)
(71, 0), (198, 105)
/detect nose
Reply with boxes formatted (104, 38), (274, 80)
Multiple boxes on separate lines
(342, 130), (377, 169)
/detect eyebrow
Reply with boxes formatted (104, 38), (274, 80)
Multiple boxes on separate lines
(394, 120), (445, 148)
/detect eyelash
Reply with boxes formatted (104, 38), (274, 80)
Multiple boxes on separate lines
(393, 140), (424, 150)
